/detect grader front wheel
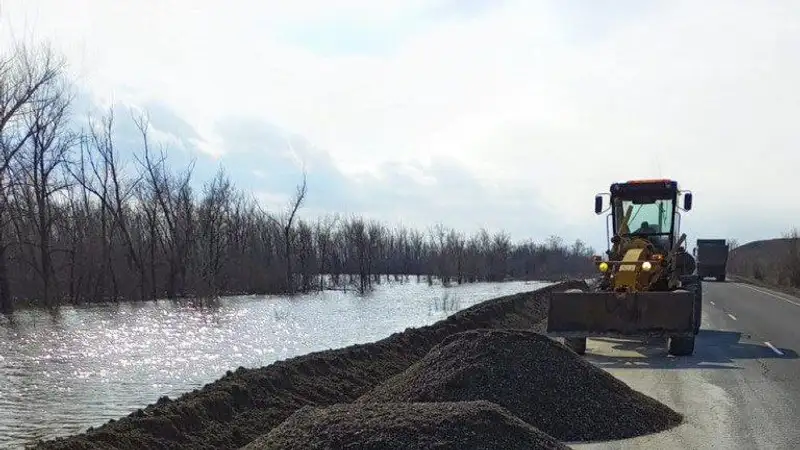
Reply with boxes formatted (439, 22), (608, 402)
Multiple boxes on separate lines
(559, 288), (588, 355)
(565, 337), (587, 355)
(667, 336), (695, 356)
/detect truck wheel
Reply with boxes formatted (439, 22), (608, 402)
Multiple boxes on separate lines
(668, 336), (695, 356)
(565, 337), (587, 355)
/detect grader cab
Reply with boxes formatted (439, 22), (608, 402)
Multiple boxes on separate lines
(546, 179), (701, 356)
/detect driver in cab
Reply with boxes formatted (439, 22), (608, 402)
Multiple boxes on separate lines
(634, 221), (668, 250)
(634, 221), (659, 234)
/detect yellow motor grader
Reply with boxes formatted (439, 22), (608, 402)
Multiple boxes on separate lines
(546, 179), (701, 356)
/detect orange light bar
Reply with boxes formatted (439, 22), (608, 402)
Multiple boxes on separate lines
(626, 178), (672, 184)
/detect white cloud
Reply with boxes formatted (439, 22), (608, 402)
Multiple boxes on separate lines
(254, 191), (291, 212)
(3, 0), (800, 250)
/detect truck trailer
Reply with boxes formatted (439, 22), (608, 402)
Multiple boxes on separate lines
(695, 238), (729, 281)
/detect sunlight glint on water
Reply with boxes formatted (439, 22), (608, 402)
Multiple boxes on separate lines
(0, 279), (551, 447)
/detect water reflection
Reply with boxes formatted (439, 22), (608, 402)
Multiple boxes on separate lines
(0, 279), (550, 447)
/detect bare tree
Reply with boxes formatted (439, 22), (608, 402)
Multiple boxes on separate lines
(314, 214), (339, 290)
(0, 47), (600, 309)
(196, 168), (234, 298)
(782, 228), (800, 288)
(446, 228), (466, 284)
(343, 216), (369, 293)
(260, 171), (307, 294)
(70, 108), (145, 301)
(0, 42), (67, 312)
(133, 112), (195, 299)
(14, 69), (75, 307)
(295, 218), (316, 292)
(367, 220), (384, 284)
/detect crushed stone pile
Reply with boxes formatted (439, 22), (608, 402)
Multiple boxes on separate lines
(35, 280), (588, 450)
(243, 401), (571, 450)
(357, 329), (683, 442)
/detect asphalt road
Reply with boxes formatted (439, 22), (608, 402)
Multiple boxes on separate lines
(570, 280), (800, 450)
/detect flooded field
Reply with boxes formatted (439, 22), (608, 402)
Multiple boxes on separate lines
(0, 279), (550, 447)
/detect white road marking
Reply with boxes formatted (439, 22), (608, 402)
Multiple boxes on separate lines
(727, 313), (737, 321)
(765, 341), (785, 356)
(737, 283), (800, 308)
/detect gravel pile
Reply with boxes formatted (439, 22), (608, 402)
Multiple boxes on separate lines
(243, 401), (570, 450)
(357, 329), (683, 442)
(34, 280), (588, 450)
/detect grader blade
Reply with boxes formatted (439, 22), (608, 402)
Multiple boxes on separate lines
(546, 290), (696, 338)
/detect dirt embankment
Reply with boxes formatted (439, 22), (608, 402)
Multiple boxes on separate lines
(245, 328), (681, 449)
(244, 401), (570, 450)
(33, 280), (588, 450)
(357, 329), (682, 442)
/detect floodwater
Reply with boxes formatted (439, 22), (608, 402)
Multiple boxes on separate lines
(0, 278), (551, 448)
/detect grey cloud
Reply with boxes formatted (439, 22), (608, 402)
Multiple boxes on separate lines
(141, 100), (202, 149)
(209, 115), (576, 244)
(68, 99), (772, 254)
(341, 157), (569, 242)
(65, 92), (219, 185)
(213, 116), (357, 210)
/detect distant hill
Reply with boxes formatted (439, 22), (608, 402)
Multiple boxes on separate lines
(728, 237), (800, 290)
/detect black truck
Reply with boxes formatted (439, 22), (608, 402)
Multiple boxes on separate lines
(694, 239), (729, 281)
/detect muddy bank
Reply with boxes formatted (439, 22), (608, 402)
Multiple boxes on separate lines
(244, 401), (570, 450)
(34, 280), (587, 450)
(357, 329), (683, 442)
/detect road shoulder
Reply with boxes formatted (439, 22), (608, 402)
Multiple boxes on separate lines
(569, 292), (800, 450)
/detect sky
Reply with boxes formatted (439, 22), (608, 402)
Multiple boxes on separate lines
(2, 0), (800, 253)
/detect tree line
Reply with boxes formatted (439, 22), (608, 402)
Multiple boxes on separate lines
(0, 43), (595, 312)
(728, 229), (800, 291)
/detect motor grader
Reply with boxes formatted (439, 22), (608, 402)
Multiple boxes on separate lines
(546, 179), (701, 356)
